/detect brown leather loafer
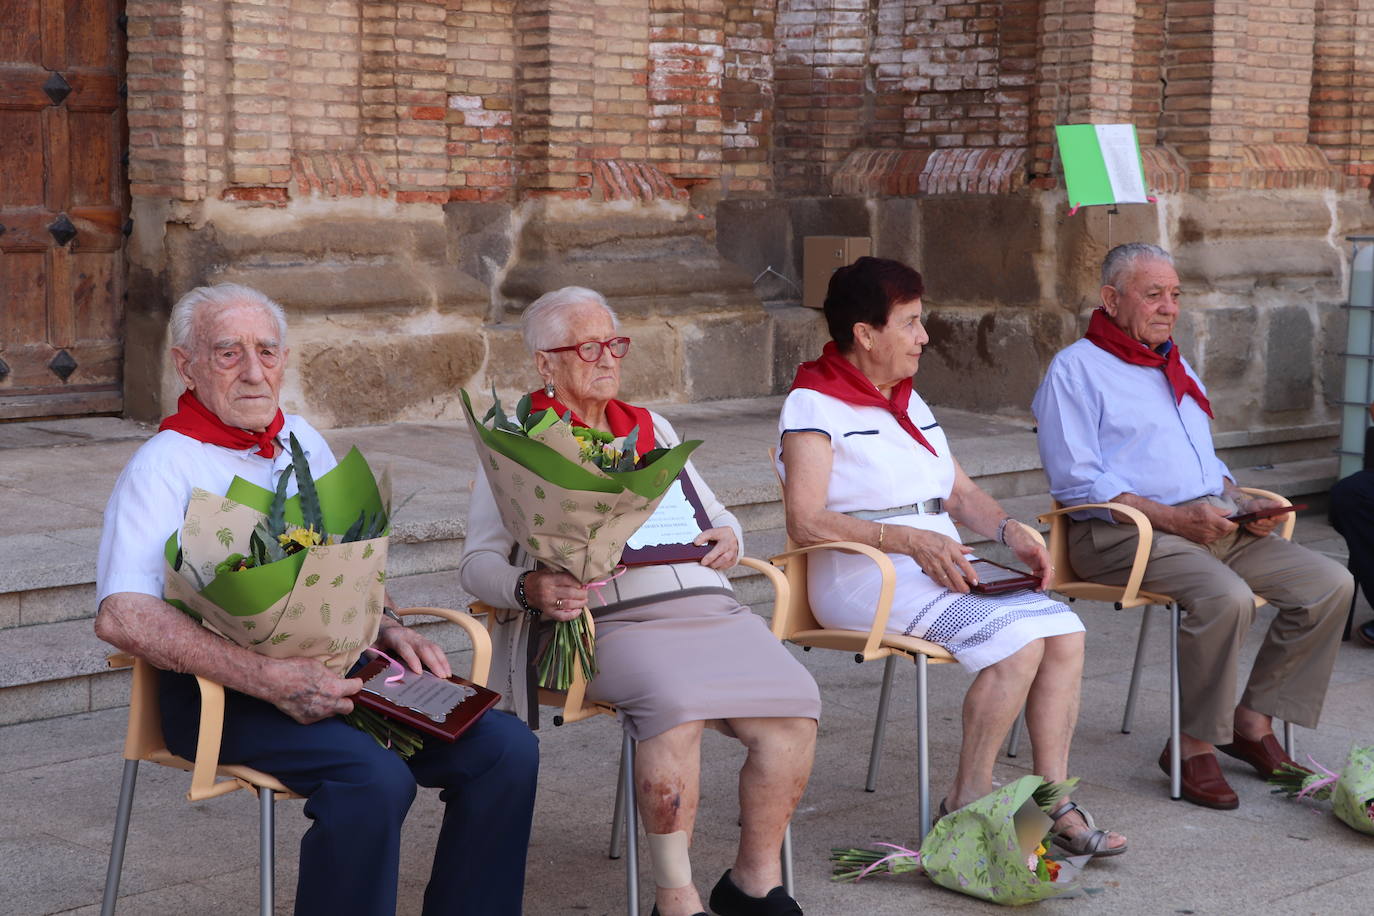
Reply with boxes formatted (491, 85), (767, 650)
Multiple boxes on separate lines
(1159, 746), (1239, 809)
(1217, 732), (1302, 778)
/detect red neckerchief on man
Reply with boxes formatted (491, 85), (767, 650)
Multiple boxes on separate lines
(527, 390), (657, 456)
(1083, 308), (1214, 418)
(789, 340), (938, 456)
(158, 390), (285, 458)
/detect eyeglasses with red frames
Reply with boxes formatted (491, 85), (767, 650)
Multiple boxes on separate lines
(543, 336), (632, 362)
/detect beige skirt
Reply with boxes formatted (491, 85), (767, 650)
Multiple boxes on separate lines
(584, 592), (822, 741)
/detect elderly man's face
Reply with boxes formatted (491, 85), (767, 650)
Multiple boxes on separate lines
(1102, 258), (1182, 349)
(536, 302), (622, 410)
(173, 303), (287, 432)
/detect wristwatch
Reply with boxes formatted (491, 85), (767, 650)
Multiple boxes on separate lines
(515, 570), (541, 616)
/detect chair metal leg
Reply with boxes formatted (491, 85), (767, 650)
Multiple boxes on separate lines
(1122, 607), (1152, 734)
(915, 653), (931, 845)
(622, 729), (639, 916)
(1005, 708), (1025, 758)
(1168, 602), (1182, 800)
(609, 735), (629, 859)
(1283, 720), (1295, 758)
(864, 655), (898, 792)
(780, 822), (795, 898)
(259, 787), (275, 916)
(100, 759), (140, 916)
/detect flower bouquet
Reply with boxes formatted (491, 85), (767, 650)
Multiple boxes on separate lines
(831, 776), (1086, 905)
(460, 388), (700, 689)
(1270, 746), (1374, 836)
(163, 434), (422, 756)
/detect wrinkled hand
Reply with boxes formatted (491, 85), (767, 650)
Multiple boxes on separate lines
(525, 569), (589, 622)
(695, 526), (739, 570)
(375, 621), (452, 679)
(904, 528), (979, 593)
(1005, 522), (1052, 590)
(1169, 502), (1237, 544)
(265, 656), (362, 724)
(1238, 497), (1283, 537)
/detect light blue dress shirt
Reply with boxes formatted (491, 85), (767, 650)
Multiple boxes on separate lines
(1032, 338), (1231, 522)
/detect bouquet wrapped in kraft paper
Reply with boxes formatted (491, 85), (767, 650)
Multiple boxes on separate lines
(831, 775), (1086, 906)
(460, 389), (700, 688)
(162, 442), (391, 679)
(1271, 745), (1374, 836)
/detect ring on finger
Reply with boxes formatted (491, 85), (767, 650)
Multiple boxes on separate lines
(555, 597), (564, 610)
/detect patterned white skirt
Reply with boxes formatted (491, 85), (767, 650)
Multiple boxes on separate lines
(808, 547), (1084, 673)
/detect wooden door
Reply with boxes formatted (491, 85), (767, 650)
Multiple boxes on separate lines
(0, 0), (127, 419)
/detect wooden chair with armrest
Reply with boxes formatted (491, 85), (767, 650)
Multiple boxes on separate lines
(1016, 489), (1296, 799)
(470, 554), (795, 916)
(99, 606), (491, 916)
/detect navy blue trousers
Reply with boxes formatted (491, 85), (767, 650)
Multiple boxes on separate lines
(160, 670), (538, 916)
(1331, 470), (1374, 608)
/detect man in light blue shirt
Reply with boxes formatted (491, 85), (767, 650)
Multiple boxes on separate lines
(1033, 243), (1351, 811)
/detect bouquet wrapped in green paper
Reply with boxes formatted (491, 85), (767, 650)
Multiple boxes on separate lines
(460, 389), (700, 689)
(832, 776), (1085, 906)
(162, 434), (422, 756)
(1270, 746), (1374, 836)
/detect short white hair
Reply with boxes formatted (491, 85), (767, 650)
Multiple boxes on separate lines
(521, 286), (619, 356)
(169, 284), (288, 351)
(1102, 243), (1174, 289)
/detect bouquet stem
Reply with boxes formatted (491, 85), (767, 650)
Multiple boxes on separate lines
(536, 613), (599, 691)
(344, 706), (425, 759)
(830, 844), (921, 882)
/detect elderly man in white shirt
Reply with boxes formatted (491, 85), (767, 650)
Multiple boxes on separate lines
(1032, 243), (1351, 811)
(95, 284), (538, 916)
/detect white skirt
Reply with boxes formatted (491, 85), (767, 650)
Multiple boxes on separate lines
(807, 536), (1084, 673)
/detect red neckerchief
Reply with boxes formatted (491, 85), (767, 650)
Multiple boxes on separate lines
(527, 390), (657, 456)
(158, 390), (285, 458)
(1084, 308), (1214, 418)
(789, 341), (938, 456)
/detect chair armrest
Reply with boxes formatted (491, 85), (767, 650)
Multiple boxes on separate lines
(397, 606), (493, 687)
(1237, 487), (1296, 541)
(770, 541), (897, 662)
(737, 555), (790, 638)
(1038, 502), (1154, 606)
(107, 652), (134, 669)
(188, 675), (241, 801)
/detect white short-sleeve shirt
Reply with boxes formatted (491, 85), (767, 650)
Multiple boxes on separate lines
(96, 415), (337, 605)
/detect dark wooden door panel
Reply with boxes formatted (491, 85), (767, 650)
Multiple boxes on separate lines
(0, 0), (126, 419)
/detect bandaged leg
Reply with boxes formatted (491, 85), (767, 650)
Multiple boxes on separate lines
(646, 830), (693, 889)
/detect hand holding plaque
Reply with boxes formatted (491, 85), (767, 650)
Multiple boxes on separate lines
(620, 473), (713, 566)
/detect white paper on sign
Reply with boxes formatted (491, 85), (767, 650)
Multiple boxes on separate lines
(1094, 124), (1147, 204)
(626, 479), (704, 549)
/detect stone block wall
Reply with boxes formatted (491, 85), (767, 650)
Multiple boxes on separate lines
(119, 0), (1374, 437)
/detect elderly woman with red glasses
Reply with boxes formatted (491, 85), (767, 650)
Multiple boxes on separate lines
(459, 286), (819, 916)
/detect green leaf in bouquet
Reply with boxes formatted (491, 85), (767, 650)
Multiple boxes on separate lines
(267, 460), (292, 539)
(226, 446), (387, 537)
(615, 427), (640, 472)
(525, 408), (561, 437)
(288, 433), (324, 534)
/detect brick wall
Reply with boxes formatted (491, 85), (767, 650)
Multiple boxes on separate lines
(124, 1), (1374, 207)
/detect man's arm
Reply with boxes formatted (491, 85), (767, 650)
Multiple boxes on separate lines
(96, 593), (361, 724)
(1106, 492), (1236, 545)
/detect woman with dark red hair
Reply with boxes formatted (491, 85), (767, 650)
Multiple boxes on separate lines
(776, 256), (1126, 857)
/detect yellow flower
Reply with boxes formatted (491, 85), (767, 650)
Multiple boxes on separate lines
(279, 526), (324, 550)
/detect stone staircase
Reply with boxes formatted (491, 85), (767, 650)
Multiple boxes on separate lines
(0, 398), (1341, 728)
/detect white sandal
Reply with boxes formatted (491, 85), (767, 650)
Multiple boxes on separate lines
(1048, 801), (1127, 858)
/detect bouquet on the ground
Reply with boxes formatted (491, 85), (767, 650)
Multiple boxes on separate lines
(163, 434), (422, 756)
(1270, 745), (1374, 836)
(831, 776), (1086, 905)
(460, 388), (700, 689)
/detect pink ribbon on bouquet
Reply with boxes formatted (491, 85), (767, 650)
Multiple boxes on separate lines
(364, 647), (408, 684)
(584, 565), (627, 607)
(857, 842), (921, 880)
(1296, 754), (1341, 800)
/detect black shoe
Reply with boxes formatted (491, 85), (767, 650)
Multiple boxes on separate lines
(649, 908), (706, 916)
(1357, 619), (1374, 647)
(708, 870), (802, 916)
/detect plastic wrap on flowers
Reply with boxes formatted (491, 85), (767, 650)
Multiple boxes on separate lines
(1272, 746), (1374, 837)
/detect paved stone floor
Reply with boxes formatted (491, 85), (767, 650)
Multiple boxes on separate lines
(4, 516), (1371, 916)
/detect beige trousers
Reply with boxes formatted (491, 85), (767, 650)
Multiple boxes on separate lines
(1068, 498), (1352, 746)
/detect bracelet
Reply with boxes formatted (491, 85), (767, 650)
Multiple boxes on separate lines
(877, 522), (886, 551)
(514, 570), (540, 616)
(997, 517), (1014, 546)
